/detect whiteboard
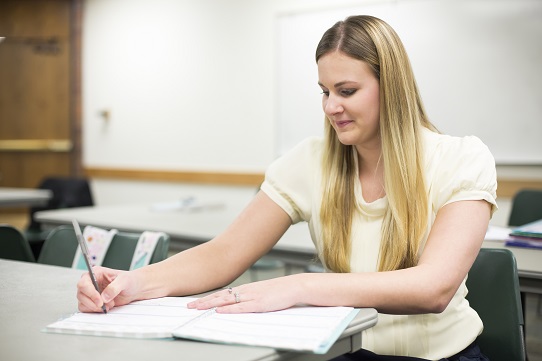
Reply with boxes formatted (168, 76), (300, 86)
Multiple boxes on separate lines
(276, 0), (542, 164)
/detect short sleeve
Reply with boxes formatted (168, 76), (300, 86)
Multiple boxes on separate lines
(428, 134), (498, 216)
(260, 137), (322, 223)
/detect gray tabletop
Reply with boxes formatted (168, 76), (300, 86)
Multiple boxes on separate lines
(0, 260), (377, 361)
(0, 187), (52, 207)
(481, 240), (542, 294)
(35, 203), (542, 294)
(34, 203), (318, 266)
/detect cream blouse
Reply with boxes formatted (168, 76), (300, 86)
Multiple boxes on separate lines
(261, 127), (498, 360)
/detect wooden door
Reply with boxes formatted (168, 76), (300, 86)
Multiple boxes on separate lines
(0, 0), (81, 226)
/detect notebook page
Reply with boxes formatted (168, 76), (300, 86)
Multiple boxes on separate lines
(172, 306), (359, 354)
(45, 296), (359, 353)
(44, 297), (205, 338)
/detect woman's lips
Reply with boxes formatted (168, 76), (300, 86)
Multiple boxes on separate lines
(335, 120), (353, 128)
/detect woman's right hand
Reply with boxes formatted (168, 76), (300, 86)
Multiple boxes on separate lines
(77, 266), (139, 313)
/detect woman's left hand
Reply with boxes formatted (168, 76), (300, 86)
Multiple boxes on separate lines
(187, 274), (304, 313)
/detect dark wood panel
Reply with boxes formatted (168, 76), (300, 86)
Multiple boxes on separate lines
(0, 153), (71, 188)
(0, 0), (78, 188)
(0, 40), (70, 139)
(0, 0), (71, 37)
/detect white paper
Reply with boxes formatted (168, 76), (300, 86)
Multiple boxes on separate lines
(44, 296), (359, 354)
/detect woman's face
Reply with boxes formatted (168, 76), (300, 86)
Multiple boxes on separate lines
(317, 51), (380, 150)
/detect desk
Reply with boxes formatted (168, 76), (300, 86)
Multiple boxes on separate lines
(35, 203), (542, 294)
(0, 259), (377, 361)
(482, 240), (542, 295)
(0, 187), (52, 207)
(35, 202), (317, 267)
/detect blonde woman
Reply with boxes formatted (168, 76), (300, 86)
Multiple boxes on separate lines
(77, 16), (496, 360)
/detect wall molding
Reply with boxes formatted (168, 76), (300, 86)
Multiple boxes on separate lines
(84, 167), (542, 198)
(496, 179), (542, 199)
(84, 167), (265, 186)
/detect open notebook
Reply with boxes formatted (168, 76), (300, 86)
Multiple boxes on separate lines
(44, 297), (359, 354)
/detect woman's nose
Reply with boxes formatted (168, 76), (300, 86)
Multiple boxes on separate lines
(323, 94), (344, 115)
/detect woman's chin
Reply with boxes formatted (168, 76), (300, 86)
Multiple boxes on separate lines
(335, 133), (358, 146)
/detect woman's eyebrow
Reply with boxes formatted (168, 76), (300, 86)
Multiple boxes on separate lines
(334, 80), (358, 87)
(318, 80), (358, 88)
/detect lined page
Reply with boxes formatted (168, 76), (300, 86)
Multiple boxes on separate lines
(44, 297), (359, 353)
(44, 297), (205, 338)
(172, 306), (359, 354)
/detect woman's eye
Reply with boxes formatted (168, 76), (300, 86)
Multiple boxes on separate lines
(320, 90), (329, 96)
(340, 89), (357, 96)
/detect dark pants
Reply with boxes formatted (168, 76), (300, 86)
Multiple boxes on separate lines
(330, 342), (490, 361)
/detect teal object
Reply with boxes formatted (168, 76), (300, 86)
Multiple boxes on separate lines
(37, 225), (170, 270)
(508, 189), (542, 227)
(466, 248), (526, 361)
(0, 224), (36, 262)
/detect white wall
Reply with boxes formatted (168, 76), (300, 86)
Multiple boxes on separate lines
(83, 0), (368, 173)
(276, 0), (542, 162)
(83, 0), (542, 171)
(82, 0), (542, 227)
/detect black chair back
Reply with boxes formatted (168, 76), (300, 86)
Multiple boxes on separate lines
(25, 177), (94, 258)
(508, 189), (542, 227)
(0, 224), (36, 262)
(466, 248), (526, 361)
(28, 177), (94, 231)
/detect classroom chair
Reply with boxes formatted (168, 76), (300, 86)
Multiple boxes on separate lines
(508, 188), (542, 341)
(508, 189), (542, 227)
(37, 225), (170, 270)
(466, 248), (526, 361)
(0, 224), (36, 262)
(25, 177), (94, 259)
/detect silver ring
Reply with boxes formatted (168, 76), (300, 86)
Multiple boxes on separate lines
(227, 287), (233, 294)
(234, 291), (240, 303)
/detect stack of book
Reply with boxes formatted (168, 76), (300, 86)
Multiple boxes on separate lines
(505, 219), (542, 249)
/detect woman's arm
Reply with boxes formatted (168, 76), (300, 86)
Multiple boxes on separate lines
(77, 191), (292, 312)
(191, 199), (491, 314)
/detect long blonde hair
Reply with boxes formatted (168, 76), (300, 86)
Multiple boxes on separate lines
(316, 15), (437, 272)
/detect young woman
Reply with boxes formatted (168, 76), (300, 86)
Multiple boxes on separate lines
(77, 15), (496, 360)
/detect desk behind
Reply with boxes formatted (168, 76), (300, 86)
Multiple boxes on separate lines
(34, 202), (317, 266)
(0, 187), (52, 207)
(482, 240), (542, 295)
(35, 203), (542, 295)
